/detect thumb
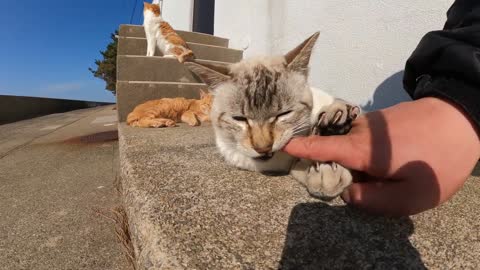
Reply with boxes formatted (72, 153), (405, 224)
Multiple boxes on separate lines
(282, 135), (364, 171)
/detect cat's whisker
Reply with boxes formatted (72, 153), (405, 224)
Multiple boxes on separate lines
(291, 127), (311, 137)
(292, 122), (310, 130)
(292, 123), (309, 131)
(292, 119), (310, 127)
(291, 123), (310, 134)
(291, 126), (308, 133)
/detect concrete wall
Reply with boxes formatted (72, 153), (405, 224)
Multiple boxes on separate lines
(161, 0), (194, 31)
(0, 95), (112, 125)
(215, 0), (271, 55)
(215, 0), (454, 110)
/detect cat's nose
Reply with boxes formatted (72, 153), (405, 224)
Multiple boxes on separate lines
(253, 145), (272, 154)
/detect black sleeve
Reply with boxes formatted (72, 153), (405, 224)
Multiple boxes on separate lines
(403, 0), (480, 129)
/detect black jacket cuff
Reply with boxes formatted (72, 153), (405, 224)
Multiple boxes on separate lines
(413, 75), (480, 130)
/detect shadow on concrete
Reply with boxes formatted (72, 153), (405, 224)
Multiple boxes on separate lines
(362, 71), (411, 112)
(279, 203), (426, 269)
(472, 162), (480, 177)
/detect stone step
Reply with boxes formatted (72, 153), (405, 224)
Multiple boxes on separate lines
(118, 37), (242, 63)
(118, 123), (309, 269)
(116, 81), (207, 122)
(117, 56), (230, 83)
(119, 24), (229, 47)
(117, 122), (480, 269)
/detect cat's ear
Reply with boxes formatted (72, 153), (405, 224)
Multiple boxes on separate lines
(185, 62), (231, 89)
(284, 32), (320, 76)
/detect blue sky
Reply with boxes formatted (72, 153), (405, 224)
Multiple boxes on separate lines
(0, 0), (145, 102)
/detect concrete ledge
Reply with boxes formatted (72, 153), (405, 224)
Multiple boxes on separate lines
(0, 95), (112, 125)
(118, 37), (242, 63)
(119, 24), (229, 47)
(116, 56), (229, 83)
(118, 123), (480, 269)
(116, 82), (206, 122)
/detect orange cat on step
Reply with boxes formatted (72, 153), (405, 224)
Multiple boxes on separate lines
(127, 90), (213, 128)
(143, 1), (195, 63)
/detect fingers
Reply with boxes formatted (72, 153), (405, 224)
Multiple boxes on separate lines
(283, 135), (365, 171)
(341, 179), (439, 217)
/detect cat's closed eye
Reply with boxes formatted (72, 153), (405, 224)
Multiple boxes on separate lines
(276, 110), (293, 118)
(232, 116), (247, 122)
(267, 110), (293, 123)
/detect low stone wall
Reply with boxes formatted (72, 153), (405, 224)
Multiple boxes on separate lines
(0, 95), (113, 125)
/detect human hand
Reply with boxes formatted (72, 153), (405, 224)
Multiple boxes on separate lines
(284, 97), (480, 216)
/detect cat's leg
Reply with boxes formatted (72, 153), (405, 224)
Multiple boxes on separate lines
(134, 117), (176, 128)
(196, 113), (210, 123)
(181, 111), (200, 126)
(160, 44), (177, 59)
(146, 35), (156, 57)
(302, 99), (361, 200)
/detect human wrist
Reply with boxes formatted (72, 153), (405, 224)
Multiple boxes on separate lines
(418, 97), (480, 151)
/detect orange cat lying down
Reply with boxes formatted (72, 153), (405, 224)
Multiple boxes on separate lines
(127, 90), (213, 128)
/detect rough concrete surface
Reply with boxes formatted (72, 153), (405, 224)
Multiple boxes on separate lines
(0, 106), (129, 270)
(119, 123), (480, 270)
(0, 107), (102, 158)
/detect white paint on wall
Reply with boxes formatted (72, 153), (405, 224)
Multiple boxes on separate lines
(215, 0), (455, 110)
(161, 0), (194, 31)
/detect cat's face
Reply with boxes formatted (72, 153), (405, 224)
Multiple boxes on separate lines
(186, 32), (320, 161)
(210, 59), (312, 159)
(144, 2), (161, 16)
(198, 90), (214, 120)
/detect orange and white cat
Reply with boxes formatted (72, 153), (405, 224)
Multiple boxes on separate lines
(127, 90), (213, 128)
(143, 1), (195, 63)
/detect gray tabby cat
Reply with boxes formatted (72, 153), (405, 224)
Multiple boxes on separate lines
(185, 32), (360, 200)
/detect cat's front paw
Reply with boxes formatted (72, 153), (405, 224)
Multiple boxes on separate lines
(313, 99), (360, 136)
(305, 162), (353, 201)
(149, 119), (176, 128)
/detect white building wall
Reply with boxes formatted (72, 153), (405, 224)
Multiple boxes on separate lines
(215, 0), (454, 110)
(161, 0), (194, 31)
(214, 0), (271, 57)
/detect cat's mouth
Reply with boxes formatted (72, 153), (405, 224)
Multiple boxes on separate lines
(254, 152), (274, 161)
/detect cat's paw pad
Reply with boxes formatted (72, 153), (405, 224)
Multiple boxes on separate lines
(314, 99), (360, 136)
(305, 162), (353, 201)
